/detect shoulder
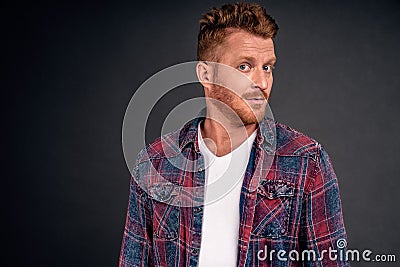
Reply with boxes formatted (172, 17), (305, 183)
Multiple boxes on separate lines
(136, 127), (185, 165)
(274, 122), (321, 159)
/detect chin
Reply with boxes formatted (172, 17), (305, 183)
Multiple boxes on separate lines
(247, 107), (266, 122)
(238, 110), (265, 125)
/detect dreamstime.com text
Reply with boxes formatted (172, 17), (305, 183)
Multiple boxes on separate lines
(257, 239), (396, 263)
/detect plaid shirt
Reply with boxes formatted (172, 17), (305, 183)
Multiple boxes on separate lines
(119, 115), (349, 267)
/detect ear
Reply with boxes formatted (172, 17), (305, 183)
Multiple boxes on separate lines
(196, 61), (212, 89)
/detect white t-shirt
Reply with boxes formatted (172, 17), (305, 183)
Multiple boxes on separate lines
(197, 124), (257, 267)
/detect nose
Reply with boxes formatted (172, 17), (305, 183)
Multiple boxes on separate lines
(250, 68), (270, 91)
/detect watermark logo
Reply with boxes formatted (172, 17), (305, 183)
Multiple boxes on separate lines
(122, 61), (276, 207)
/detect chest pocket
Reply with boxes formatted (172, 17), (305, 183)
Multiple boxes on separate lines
(149, 184), (180, 240)
(251, 179), (295, 238)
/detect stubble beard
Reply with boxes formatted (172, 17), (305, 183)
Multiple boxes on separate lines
(208, 84), (268, 126)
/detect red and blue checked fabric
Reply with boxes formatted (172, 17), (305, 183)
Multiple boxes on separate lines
(119, 115), (350, 267)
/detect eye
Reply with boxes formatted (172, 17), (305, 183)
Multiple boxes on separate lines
(263, 65), (274, 73)
(238, 63), (251, 72)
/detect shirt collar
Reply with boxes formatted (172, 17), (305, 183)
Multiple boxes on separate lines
(178, 109), (276, 154)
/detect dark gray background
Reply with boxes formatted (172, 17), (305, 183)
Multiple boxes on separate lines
(3, 0), (399, 266)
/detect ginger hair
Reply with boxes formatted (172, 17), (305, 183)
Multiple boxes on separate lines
(198, 2), (279, 61)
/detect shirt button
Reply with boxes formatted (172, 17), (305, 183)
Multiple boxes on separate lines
(192, 248), (199, 255)
(198, 167), (203, 172)
(194, 207), (202, 213)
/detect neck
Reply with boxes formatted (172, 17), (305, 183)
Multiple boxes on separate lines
(200, 110), (257, 157)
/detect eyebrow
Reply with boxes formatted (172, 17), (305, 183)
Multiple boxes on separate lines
(238, 55), (277, 65)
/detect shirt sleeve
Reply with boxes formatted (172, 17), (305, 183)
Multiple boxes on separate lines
(299, 145), (350, 266)
(119, 161), (153, 267)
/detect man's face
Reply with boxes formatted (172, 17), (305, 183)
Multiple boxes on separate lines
(207, 30), (276, 125)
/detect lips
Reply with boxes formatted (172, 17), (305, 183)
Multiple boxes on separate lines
(245, 98), (266, 105)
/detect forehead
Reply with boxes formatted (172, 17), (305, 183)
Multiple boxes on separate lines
(220, 30), (275, 59)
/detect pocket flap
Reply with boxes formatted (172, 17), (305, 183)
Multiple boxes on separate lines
(257, 179), (295, 199)
(149, 183), (179, 203)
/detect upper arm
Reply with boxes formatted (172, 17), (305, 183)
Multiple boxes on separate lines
(299, 145), (350, 266)
(119, 162), (153, 267)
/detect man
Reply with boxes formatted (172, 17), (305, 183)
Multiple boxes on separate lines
(120, 3), (349, 267)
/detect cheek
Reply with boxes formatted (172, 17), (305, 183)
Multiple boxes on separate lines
(216, 69), (252, 95)
(210, 85), (234, 102)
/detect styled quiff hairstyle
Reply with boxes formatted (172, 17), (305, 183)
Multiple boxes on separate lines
(198, 2), (278, 61)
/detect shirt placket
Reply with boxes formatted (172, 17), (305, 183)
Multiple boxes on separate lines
(237, 143), (271, 267)
(187, 151), (205, 267)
